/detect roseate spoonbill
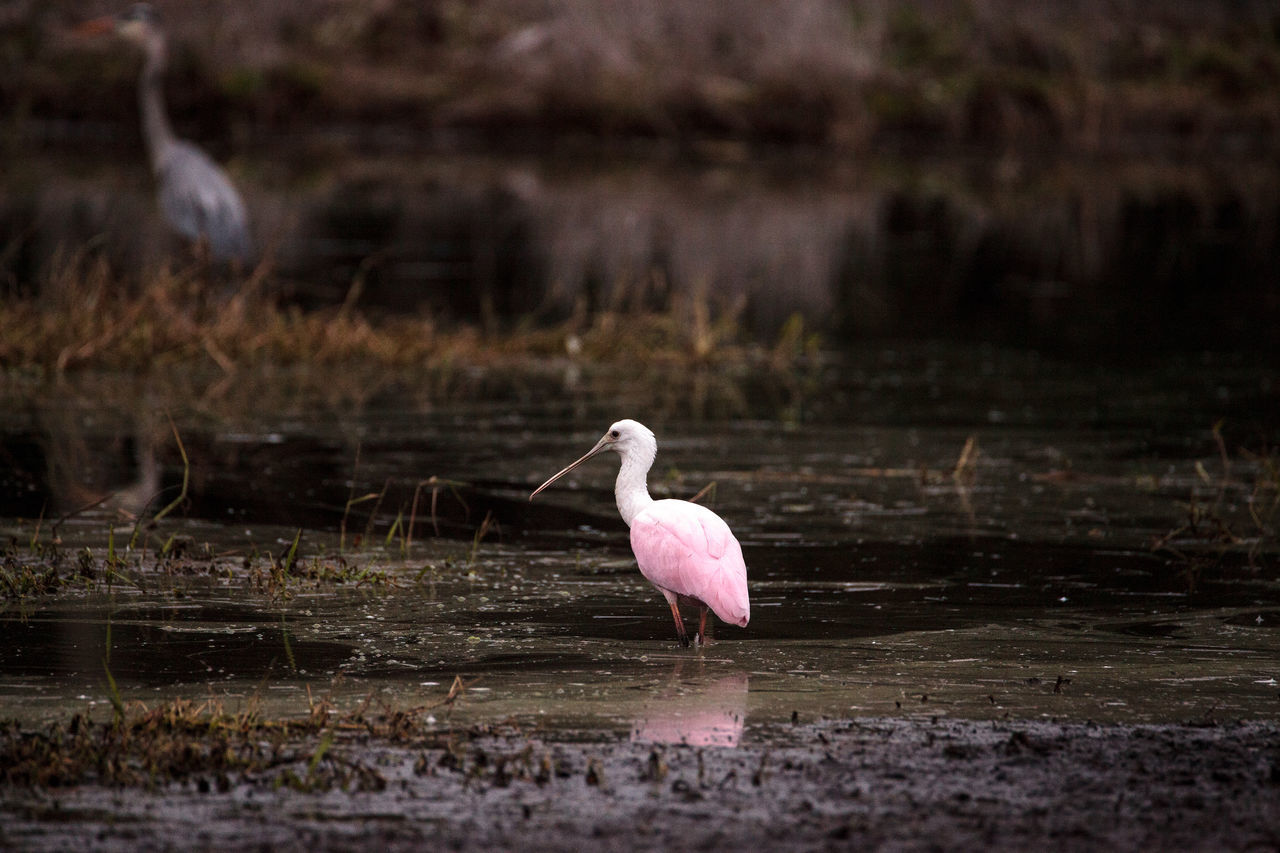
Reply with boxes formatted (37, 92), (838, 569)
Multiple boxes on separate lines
(530, 420), (750, 647)
(78, 4), (254, 264)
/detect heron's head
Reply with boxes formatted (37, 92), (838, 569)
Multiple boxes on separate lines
(115, 4), (163, 45)
(76, 4), (162, 49)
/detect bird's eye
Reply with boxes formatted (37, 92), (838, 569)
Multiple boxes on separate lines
(609, 429), (620, 439)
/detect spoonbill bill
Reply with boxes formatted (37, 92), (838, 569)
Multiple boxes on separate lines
(531, 420), (750, 646)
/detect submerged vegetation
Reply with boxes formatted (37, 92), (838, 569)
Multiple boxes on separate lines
(1152, 424), (1280, 587)
(0, 686), (488, 792)
(0, 530), (398, 602)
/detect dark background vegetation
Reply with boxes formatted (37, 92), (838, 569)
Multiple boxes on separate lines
(8, 0), (1278, 156)
(1, 0), (1279, 355)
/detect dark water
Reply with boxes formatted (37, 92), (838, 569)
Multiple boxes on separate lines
(1, 346), (1277, 735)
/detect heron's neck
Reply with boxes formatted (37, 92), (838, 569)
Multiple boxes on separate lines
(614, 449), (655, 528)
(138, 37), (176, 170)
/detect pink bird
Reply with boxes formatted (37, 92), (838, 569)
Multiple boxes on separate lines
(530, 419), (750, 647)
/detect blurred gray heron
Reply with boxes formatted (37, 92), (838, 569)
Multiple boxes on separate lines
(80, 4), (254, 264)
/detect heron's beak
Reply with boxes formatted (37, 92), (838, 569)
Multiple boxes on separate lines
(529, 435), (613, 500)
(74, 17), (117, 37)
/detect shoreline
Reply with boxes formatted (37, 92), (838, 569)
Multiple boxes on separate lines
(3, 715), (1277, 851)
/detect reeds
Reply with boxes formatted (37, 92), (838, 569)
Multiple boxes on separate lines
(0, 250), (806, 376)
(1152, 423), (1280, 587)
(2, 254), (438, 371)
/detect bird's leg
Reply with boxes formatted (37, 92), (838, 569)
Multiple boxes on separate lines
(667, 599), (690, 648)
(695, 607), (709, 646)
(192, 234), (212, 286)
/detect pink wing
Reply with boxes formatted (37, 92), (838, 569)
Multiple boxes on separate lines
(629, 499), (750, 627)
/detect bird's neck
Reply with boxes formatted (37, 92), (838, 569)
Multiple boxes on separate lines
(614, 450), (655, 528)
(138, 37), (176, 170)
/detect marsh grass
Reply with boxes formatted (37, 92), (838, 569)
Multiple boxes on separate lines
(332, 441), (482, 567)
(0, 553), (71, 598)
(0, 251), (811, 378)
(1, 532), (97, 599)
(0, 669), (511, 793)
(102, 620), (127, 725)
(1152, 424), (1280, 588)
(133, 415), (191, 547)
(0, 686), (485, 791)
(251, 552), (396, 600)
(1, 520), (397, 601)
(3, 255), (445, 371)
(467, 511), (498, 570)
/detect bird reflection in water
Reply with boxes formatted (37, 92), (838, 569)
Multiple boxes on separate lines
(37, 401), (167, 522)
(630, 669), (749, 748)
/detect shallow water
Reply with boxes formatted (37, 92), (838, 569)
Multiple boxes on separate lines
(1, 345), (1277, 734)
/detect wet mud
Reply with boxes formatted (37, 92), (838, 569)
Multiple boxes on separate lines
(2, 717), (1278, 852)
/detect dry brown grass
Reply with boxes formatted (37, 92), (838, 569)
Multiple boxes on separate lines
(0, 247), (808, 378)
(3, 256), (438, 372)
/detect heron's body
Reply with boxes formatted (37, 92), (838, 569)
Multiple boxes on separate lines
(532, 419), (750, 646)
(154, 139), (253, 263)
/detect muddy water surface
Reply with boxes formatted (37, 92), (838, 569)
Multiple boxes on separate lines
(2, 346), (1277, 737)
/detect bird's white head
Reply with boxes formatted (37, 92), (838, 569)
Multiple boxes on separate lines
(599, 419), (656, 458)
(78, 4), (163, 51)
(529, 419), (657, 500)
(117, 4), (164, 48)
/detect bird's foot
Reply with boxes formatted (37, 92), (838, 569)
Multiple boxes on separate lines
(678, 634), (691, 648)
(694, 631), (705, 647)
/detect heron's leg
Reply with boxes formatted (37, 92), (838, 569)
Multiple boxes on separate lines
(192, 234), (212, 288)
(695, 608), (709, 646)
